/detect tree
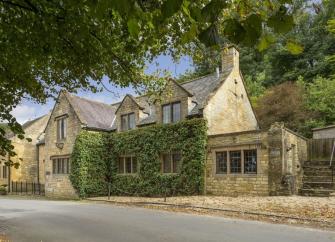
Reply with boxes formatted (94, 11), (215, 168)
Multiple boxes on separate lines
(255, 82), (314, 136)
(305, 76), (335, 126)
(0, 0), (300, 158)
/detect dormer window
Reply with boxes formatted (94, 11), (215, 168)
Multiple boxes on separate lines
(56, 116), (67, 141)
(121, 113), (135, 131)
(162, 102), (181, 124)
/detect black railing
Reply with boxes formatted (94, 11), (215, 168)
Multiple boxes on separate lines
(11, 181), (45, 195)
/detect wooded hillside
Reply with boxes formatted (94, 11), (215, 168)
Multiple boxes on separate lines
(178, 0), (335, 137)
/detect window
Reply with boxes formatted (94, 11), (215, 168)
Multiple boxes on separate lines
(118, 156), (137, 174)
(121, 113), (135, 131)
(57, 117), (67, 141)
(244, 149), (257, 174)
(52, 157), (70, 174)
(162, 151), (181, 173)
(2, 166), (7, 179)
(216, 151), (227, 174)
(230, 151), (241, 173)
(162, 102), (181, 124)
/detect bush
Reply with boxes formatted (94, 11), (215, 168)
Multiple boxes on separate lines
(70, 118), (207, 198)
(0, 185), (7, 195)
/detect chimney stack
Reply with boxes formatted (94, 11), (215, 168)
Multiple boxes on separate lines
(221, 46), (239, 71)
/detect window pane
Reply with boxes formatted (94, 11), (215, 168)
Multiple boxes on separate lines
(230, 151), (241, 173)
(61, 119), (64, 139)
(118, 158), (124, 173)
(57, 120), (60, 140)
(125, 157), (132, 173)
(172, 102), (181, 123)
(63, 119), (67, 139)
(162, 154), (171, 173)
(132, 157), (137, 173)
(172, 152), (181, 173)
(244, 149), (257, 174)
(3, 166), (7, 178)
(129, 113), (135, 130)
(53, 159), (57, 174)
(61, 159), (65, 174)
(216, 152), (227, 174)
(121, 115), (128, 131)
(162, 105), (171, 124)
(57, 159), (62, 174)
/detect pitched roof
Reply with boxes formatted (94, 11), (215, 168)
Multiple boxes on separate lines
(312, 124), (335, 131)
(44, 66), (234, 132)
(65, 93), (117, 131)
(5, 113), (51, 144)
(181, 67), (233, 114)
(114, 94), (144, 114)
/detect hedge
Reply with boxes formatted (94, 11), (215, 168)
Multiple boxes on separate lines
(70, 118), (207, 198)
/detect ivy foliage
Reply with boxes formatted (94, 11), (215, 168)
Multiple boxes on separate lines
(70, 118), (207, 198)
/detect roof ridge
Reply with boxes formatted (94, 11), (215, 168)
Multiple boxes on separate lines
(180, 72), (216, 85)
(22, 113), (50, 129)
(68, 93), (116, 107)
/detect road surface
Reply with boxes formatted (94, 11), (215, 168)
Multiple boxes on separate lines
(0, 198), (334, 242)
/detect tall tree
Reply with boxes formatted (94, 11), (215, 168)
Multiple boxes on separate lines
(0, 0), (300, 159)
(254, 82), (314, 136)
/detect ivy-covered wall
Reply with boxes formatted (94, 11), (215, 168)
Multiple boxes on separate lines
(70, 118), (207, 198)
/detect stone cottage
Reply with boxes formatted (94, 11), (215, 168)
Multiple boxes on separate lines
(2, 46), (308, 198)
(0, 114), (50, 187)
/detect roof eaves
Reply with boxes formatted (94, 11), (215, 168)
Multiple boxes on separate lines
(312, 124), (335, 131)
(170, 78), (193, 97)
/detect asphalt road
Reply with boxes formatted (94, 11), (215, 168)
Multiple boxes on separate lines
(0, 198), (334, 242)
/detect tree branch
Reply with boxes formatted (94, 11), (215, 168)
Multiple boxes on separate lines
(1, 0), (35, 12)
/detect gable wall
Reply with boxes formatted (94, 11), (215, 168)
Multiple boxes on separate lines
(204, 68), (258, 135)
(155, 81), (190, 124)
(44, 92), (82, 198)
(116, 96), (143, 131)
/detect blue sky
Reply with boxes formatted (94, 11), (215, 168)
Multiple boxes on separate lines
(12, 55), (194, 124)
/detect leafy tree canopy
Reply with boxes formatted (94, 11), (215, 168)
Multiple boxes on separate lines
(1, 0), (301, 158)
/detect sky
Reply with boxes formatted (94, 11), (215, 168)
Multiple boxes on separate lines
(11, 55), (194, 124)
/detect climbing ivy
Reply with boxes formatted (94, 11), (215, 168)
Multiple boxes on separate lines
(70, 118), (207, 198)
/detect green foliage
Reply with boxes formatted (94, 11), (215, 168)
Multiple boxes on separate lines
(255, 81), (314, 136)
(0, 185), (7, 195)
(305, 76), (335, 125)
(0, 0), (299, 159)
(70, 132), (108, 197)
(70, 119), (207, 198)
